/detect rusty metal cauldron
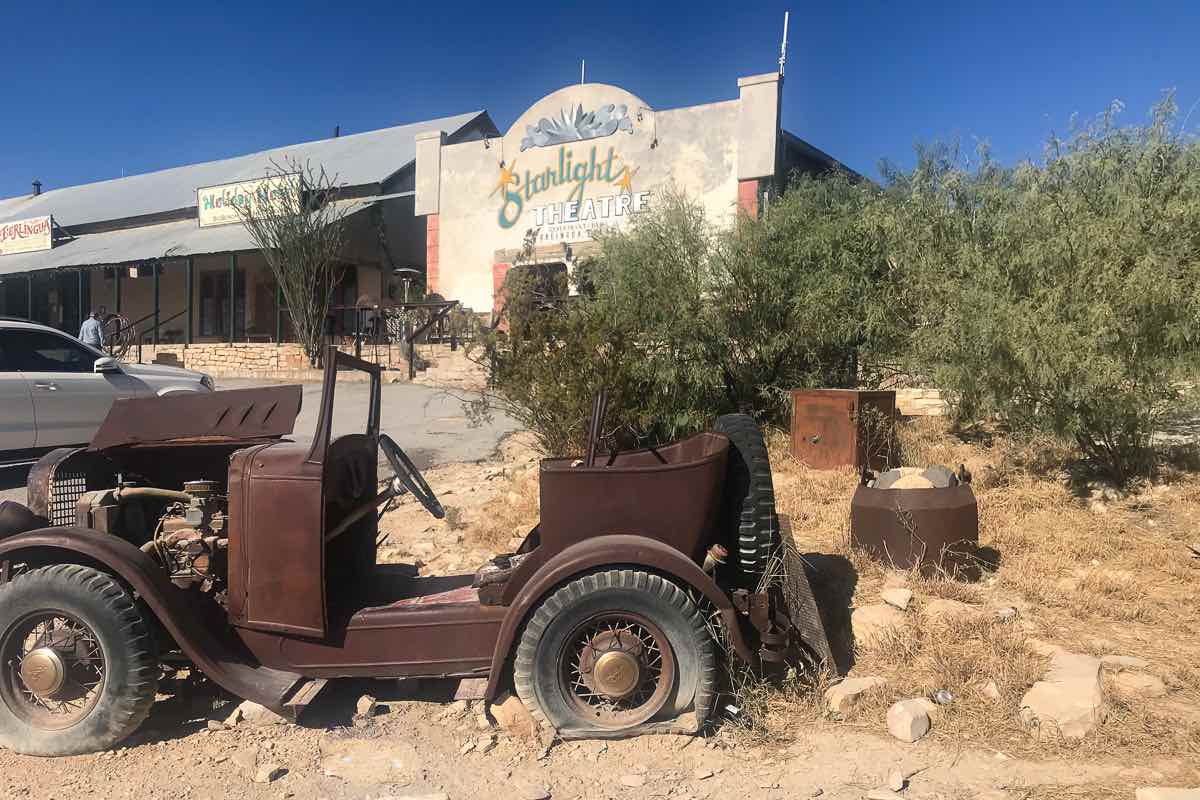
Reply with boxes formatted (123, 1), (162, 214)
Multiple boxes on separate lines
(849, 470), (980, 576)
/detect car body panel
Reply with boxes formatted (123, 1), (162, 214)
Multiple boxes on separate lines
(0, 371), (36, 451)
(0, 319), (212, 454)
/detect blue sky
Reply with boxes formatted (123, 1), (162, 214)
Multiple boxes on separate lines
(1, 0), (1195, 199)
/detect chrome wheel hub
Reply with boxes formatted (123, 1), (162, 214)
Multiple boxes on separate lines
(18, 647), (66, 698)
(592, 650), (641, 699)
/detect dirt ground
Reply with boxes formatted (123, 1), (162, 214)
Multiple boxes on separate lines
(2, 422), (1198, 799)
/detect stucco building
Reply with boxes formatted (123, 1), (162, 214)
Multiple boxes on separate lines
(0, 70), (848, 374)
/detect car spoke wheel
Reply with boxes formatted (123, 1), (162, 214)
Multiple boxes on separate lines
(514, 569), (717, 737)
(1, 612), (107, 731)
(0, 565), (159, 756)
(561, 612), (676, 728)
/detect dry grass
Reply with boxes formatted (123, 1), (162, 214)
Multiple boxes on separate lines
(464, 463), (541, 553)
(760, 416), (1200, 779)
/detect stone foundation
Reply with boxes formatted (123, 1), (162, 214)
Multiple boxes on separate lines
(136, 342), (410, 382)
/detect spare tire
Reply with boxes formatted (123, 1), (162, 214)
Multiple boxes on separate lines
(714, 414), (778, 581)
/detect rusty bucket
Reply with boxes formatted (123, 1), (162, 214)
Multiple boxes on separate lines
(849, 483), (979, 575)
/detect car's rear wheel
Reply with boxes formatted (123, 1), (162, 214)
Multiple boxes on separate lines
(0, 565), (159, 756)
(513, 569), (717, 736)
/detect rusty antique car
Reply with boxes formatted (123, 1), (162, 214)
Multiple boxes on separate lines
(0, 347), (830, 756)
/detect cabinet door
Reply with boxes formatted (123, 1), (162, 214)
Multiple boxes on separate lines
(0, 337), (36, 451)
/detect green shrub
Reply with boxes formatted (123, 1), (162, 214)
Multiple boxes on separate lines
(473, 179), (905, 455)
(893, 99), (1200, 482)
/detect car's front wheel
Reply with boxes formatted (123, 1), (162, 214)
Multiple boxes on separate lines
(513, 569), (717, 736)
(0, 565), (159, 756)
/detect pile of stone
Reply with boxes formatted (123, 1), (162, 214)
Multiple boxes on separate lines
(866, 464), (966, 490)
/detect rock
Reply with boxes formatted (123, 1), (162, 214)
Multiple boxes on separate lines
(866, 790), (905, 800)
(979, 680), (1002, 701)
(825, 676), (888, 714)
(891, 474), (936, 489)
(1112, 671), (1168, 698)
(851, 604), (904, 647)
(318, 738), (418, 784)
(995, 607), (1019, 623)
(1019, 646), (1105, 739)
(881, 588), (913, 611)
(355, 694), (378, 718)
(206, 720), (225, 731)
(519, 785), (552, 800)
(476, 733), (497, 754)
(253, 764), (284, 784)
(620, 774), (647, 787)
(809, 789), (824, 798)
(227, 699), (286, 727)
(694, 768), (714, 780)
(231, 747), (258, 776)
(459, 740), (476, 755)
(1135, 790), (1200, 800)
(922, 598), (982, 622)
(887, 769), (906, 790)
(489, 691), (538, 740)
(886, 699), (931, 742)
(1101, 654), (1151, 672)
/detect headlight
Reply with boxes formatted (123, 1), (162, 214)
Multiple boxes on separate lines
(200, 374), (214, 391)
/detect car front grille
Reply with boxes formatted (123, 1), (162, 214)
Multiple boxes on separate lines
(48, 471), (87, 527)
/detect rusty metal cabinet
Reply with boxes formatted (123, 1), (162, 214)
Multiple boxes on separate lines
(789, 389), (896, 470)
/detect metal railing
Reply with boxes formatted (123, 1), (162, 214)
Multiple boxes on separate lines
(330, 301), (466, 379)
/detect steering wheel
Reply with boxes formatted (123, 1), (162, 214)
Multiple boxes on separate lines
(379, 434), (445, 519)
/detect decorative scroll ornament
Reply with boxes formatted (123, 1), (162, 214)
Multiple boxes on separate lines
(520, 103), (633, 151)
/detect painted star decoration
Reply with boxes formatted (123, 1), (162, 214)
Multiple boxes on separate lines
(490, 159), (518, 197)
(612, 164), (639, 194)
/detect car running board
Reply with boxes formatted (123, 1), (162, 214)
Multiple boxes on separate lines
(280, 677), (330, 722)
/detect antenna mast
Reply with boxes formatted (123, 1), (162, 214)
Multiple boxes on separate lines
(581, 59), (586, 84)
(779, 10), (790, 76)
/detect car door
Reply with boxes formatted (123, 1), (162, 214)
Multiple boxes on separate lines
(1, 329), (127, 449)
(0, 335), (37, 452)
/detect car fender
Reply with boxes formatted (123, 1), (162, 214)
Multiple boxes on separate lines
(484, 534), (755, 702)
(0, 527), (303, 713)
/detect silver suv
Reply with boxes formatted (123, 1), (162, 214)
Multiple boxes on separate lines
(0, 317), (213, 462)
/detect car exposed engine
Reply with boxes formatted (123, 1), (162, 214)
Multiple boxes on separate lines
(148, 480), (228, 591)
(74, 479), (229, 593)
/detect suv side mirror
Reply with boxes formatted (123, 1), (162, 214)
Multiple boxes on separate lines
(94, 357), (121, 374)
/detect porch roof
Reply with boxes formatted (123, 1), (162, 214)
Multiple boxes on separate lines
(0, 199), (376, 276)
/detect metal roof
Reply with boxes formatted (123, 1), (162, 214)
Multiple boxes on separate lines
(0, 111), (485, 229)
(0, 199), (376, 275)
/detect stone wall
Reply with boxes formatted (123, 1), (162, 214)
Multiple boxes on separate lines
(136, 342), (410, 382)
(895, 388), (947, 417)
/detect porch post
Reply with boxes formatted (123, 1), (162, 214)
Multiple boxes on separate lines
(114, 267), (122, 313)
(275, 284), (283, 344)
(152, 262), (160, 346)
(77, 270), (84, 330)
(185, 257), (194, 345)
(228, 252), (237, 343)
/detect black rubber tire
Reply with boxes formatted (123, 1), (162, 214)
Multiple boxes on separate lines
(714, 414), (778, 579)
(513, 569), (717, 736)
(0, 565), (160, 756)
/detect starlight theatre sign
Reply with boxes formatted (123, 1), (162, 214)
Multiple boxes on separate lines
(491, 100), (652, 245)
(0, 215), (53, 256)
(196, 174), (301, 228)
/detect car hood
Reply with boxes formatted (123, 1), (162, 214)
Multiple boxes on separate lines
(87, 385), (304, 450)
(119, 361), (206, 381)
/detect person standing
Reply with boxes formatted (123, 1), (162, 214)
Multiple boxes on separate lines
(78, 309), (103, 349)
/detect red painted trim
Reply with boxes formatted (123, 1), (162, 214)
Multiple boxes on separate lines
(737, 179), (759, 218)
(425, 213), (440, 293)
